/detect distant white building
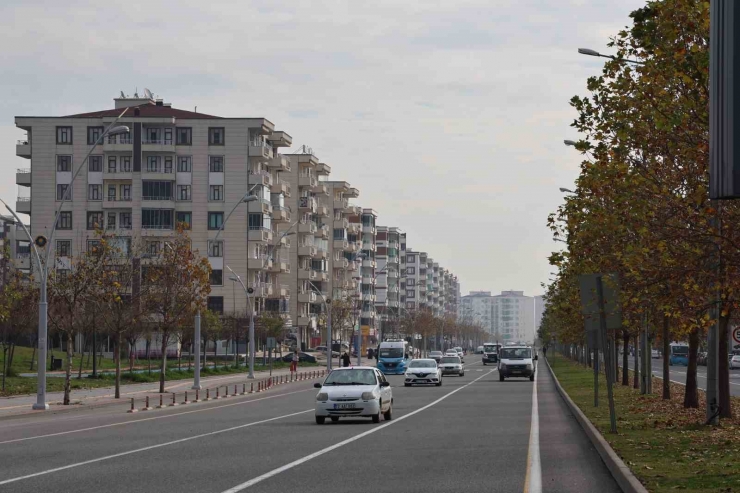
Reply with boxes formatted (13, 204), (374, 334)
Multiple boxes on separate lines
(492, 291), (536, 344)
(460, 291), (495, 336)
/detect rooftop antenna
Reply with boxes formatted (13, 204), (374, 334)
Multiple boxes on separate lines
(134, 87), (139, 98)
(144, 88), (154, 100)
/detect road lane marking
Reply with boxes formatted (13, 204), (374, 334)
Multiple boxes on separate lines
(220, 369), (497, 492)
(523, 364), (541, 493)
(0, 388), (314, 445)
(0, 409), (313, 486)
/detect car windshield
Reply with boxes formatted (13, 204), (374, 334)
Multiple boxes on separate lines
(430, 351), (442, 355)
(484, 345), (496, 352)
(408, 360), (437, 368)
(441, 357), (460, 364)
(379, 348), (404, 358)
(323, 369), (377, 386)
(672, 346), (689, 355)
(500, 348), (532, 359)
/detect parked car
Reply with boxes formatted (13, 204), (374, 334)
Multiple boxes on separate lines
(280, 352), (317, 363)
(730, 355), (740, 370)
(651, 349), (660, 359)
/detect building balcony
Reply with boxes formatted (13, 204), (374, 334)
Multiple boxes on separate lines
(315, 271), (328, 282)
(268, 284), (290, 299)
(316, 162), (331, 175)
(248, 227), (272, 242)
(16, 140), (31, 159)
(347, 205), (362, 216)
(315, 248), (328, 259)
(387, 269), (399, 279)
(345, 242), (360, 253)
(297, 316), (312, 327)
(103, 196), (133, 208)
(361, 310), (376, 318)
(247, 199), (272, 214)
(362, 259), (376, 268)
(16, 197), (30, 214)
(249, 170), (272, 187)
(16, 168), (31, 187)
(103, 168), (133, 180)
(142, 197), (175, 209)
(141, 138), (175, 153)
(362, 225), (376, 235)
(333, 258), (349, 269)
(267, 131), (292, 148)
(298, 196), (317, 213)
(298, 267), (318, 281)
(388, 300), (400, 308)
(248, 256), (273, 270)
(333, 239), (348, 251)
(298, 291), (318, 303)
(250, 282), (272, 298)
(347, 223), (362, 234)
(271, 206), (290, 223)
(347, 187), (359, 198)
(298, 175), (317, 188)
(103, 137), (134, 152)
(361, 276), (376, 285)
(298, 245), (317, 257)
(298, 222), (317, 234)
(268, 154), (291, 172)
(271, 180), (291, 197)
(334, 218), (349, 229)
(314, 224), (329, 239)
(269, 260), (290, 274)
(316, 205), (329, 217)
(249, 140), (274, 160)
(312, 183), (328, 196)
(333, 199), (348, 211)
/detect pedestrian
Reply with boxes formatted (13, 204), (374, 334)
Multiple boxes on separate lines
(543, 346), (548, 358)
(368, 347), (374, 361)
(290, 348), (299, 374)
(341, 351), (351, 367)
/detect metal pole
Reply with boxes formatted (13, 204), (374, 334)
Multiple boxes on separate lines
(192, 310), (202, 389)
(248, 298), (255, 379)
(326, 303), (332, 371)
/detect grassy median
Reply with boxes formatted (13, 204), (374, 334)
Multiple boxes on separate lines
(548, 354), (740, 492)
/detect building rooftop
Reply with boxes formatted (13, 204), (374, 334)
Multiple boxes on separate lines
(65, 101), (221, 120)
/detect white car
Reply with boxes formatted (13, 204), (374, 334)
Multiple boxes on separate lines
(439, 355), (465, 377)
(651, 349), (660, 359)
(314, 367), (393, 424)
(404, 359), (442, 387)
(730, 355), (740, 370)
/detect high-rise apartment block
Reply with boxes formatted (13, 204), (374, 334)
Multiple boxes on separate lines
(460, 291), (494, 335)
(492, 290), (536, 344)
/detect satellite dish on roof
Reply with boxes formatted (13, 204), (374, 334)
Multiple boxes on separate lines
(120, 91), (126, 98)
(144, 88), (154, 100)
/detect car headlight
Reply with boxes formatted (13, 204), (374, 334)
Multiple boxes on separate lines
(316, 392), (328, 401)
(361, 391), (379, 400)
(526, 363), (533, 370)
(405, 373), (413, 378)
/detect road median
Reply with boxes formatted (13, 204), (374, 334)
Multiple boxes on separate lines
(547, 353), (740, 493)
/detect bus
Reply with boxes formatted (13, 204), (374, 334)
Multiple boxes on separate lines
(669, 343), (689, 366)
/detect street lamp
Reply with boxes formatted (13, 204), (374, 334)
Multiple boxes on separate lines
(559, 187), (576, 194)
(563, 140), (577, 147)
(578, 47), (645, 65)
(2, 111), (129, 411)
(228, 268), (256, 378)
(307, 281), (332, 370)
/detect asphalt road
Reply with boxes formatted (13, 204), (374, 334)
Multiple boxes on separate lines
(623, 355), (740, 396)
(0, 356), (619, 493)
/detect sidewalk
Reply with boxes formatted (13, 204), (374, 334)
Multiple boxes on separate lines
(0, 363), (324, 419)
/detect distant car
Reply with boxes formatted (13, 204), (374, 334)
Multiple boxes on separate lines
(404, 359), (442, 387)
(429, 351), (444, 363)
(730, 355), (740, 370)
(314, 367), (392, 424)
(439, 356), (464, 377)
(281, 352), (317, 363)
(453, 347), (464, 362)
(475, 346), (484, 354)
(651, 349), (660, 359)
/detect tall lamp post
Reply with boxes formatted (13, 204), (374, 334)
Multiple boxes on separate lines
(2, 112), (130, 411)
(228, 268), (256, 378)
(307, 280), (332, 370)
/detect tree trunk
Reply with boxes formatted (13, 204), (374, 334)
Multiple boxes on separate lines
(614, 335), (620, 378)
(115, 332), (122, 399)
(29, 338), (36, 371)
(202, 337), (207, 369)
(64, 333), (73, 405)
(8, 343), (16, 369)
(1, 345), (8, 392)
(683, 327), (700, 409)
(633, 341), (639, 389)
(146, 339), (151, 375)
(719, 313), (732, 419)
(622, 331), (629, 386)
(188, 343), (192, 370)
(159, 334), (167, 394)
(662, 314), (670, 399)
(77, 336), (86, 379)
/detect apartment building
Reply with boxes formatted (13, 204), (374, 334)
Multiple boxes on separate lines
(492, 290), (536, 344)
(359, 209), (378, 346)
(326, 180), (361, 304)
(375, 226), (403, 339)
(460, 291), (495, 336)
(14, 94), (293, 319)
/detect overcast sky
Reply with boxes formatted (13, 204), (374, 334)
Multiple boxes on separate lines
(0, 0), (645, 297)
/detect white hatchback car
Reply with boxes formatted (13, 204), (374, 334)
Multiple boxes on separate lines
(731, 355), (740, 370)
(314, 367), (393, 424)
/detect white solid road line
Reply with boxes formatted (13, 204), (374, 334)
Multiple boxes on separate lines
(0, 409), (313, 486)
(220, 369), (497, 492)
(524, 364), (542, 493)
(0, 388), (313, 445)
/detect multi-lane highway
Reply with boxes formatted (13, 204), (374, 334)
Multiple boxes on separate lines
(625, 355), (740, 396)
(0, 357), (619, 493)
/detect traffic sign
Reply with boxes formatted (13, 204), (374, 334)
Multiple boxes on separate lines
(578, 273), (622, 330)
(266, 337), (276, 349)
(733, 328), (740, 345)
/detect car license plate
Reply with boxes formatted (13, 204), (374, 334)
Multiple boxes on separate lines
(511, 370), (521, 374)
(335, 403), (356, 409)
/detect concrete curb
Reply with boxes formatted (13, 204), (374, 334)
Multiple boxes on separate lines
(544, 355), (648, 493)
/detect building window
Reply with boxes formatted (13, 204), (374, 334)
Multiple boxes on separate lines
(87, 126), (104, 145)
(407, 278), (415, 286)
(87, 240), (101, 254)
(120, 156), (131, 172)
(176, 212), (192, 230)
(88, 185), (102, 201)
(57, 212), (72, 230)
(164, 128), (173, 145)
(56, 126), (73, 145)
(177, 156), (192, 172)
(209, 156), (224, 172)
(208, 212), (224, 230)
(176, 127), (192, 145)
(208, 240), (223, 257)
(406, 290), (415, 298)
(87, 212), (104, 230)
(57, 184), (73, 201)
(146, 127), (161, 143)
(406, 302), (415, 309)
(107, 185), (116, 201)
(57, 155), (72, 172)
(107, 212), (116, 230)
(164, 156), (173, 174)
(406, 267), (415, 275)
(120, 184), (131, 201)
(209, 185), (223, 201)
(88, 156), (103, 172)
(146, 241), (161, 257)
(120, 212), (132, 229)
(208, 127), (225, 145)
(177, 185), (192, 201)
(210, 269), (223, 286)
(207, 296), (224, 314)
(56, 240), (71, 257)
(146, 155), (161, 172)
(142, 181), (173, 200)
(142, 209), (174, 229)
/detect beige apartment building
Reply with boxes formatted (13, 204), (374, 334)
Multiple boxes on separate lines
(14, 94), (293, 321)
